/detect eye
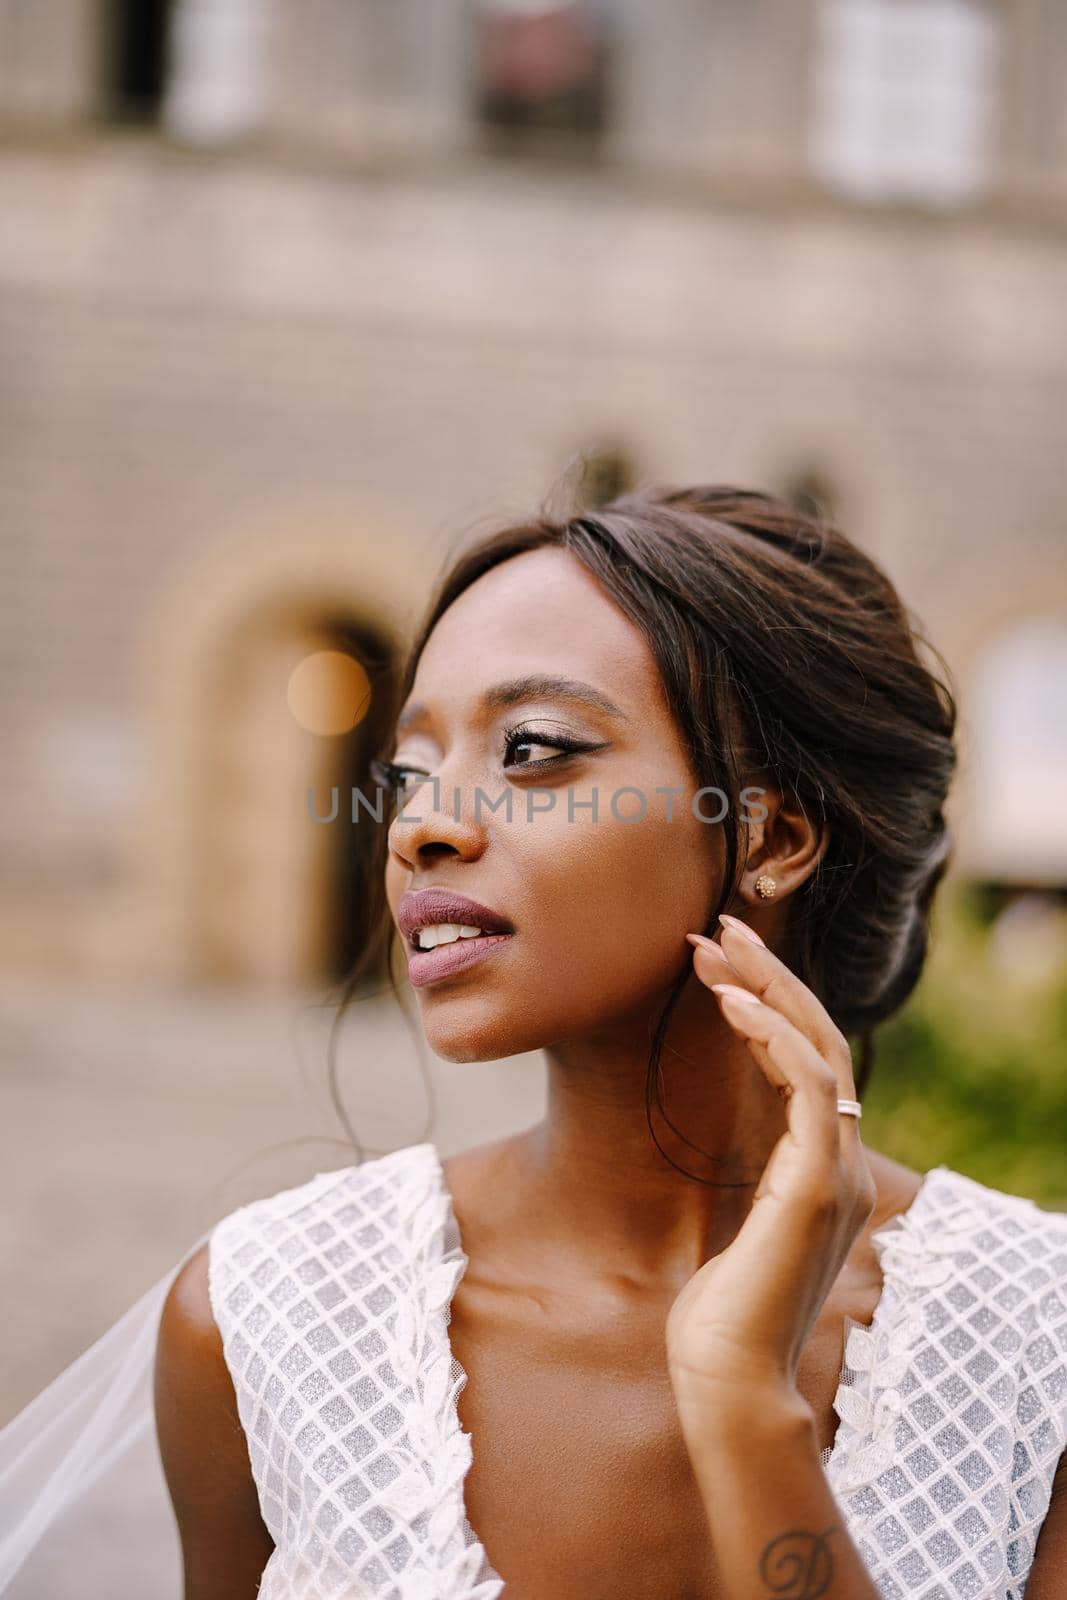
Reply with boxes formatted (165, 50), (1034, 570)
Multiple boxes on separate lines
(368, 756), (429, 793)
(369, 726), (604, 794)
(501, 725), (599, 770)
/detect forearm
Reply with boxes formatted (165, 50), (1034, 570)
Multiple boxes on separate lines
(679, 1388), (881, 1600)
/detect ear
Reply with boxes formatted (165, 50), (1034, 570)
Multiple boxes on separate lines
(738, 785), (830, 905)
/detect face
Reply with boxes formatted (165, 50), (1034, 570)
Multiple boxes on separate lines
(383, 547), (722, 1062)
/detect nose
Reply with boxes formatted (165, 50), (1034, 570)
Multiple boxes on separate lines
(387, 777), (488, 872)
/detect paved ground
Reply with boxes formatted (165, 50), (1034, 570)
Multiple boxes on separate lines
(1, 974), (546, 1419)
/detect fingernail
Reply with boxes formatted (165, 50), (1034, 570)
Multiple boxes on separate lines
(710, 983), (761, 1005)
(685, 932), (720, 950)
(718, 913), (765, 947)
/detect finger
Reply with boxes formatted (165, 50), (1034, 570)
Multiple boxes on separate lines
(712, 916), (858, 1101)
(686, 935), (864, 1169)
(686, 934), (778, 1078)
(712, 986), (843, 1170)
(683, 926), (741, 978)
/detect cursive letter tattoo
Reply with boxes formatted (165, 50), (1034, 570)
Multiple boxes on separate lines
(757, 1526), (840, 1598)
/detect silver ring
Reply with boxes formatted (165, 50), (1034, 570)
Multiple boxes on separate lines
(837, 1098), (862, 1119)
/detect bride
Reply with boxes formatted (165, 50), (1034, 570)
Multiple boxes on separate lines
(3, 484), (1065, 1598)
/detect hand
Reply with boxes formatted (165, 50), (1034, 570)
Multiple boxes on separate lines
(664, 914), (878, 1434)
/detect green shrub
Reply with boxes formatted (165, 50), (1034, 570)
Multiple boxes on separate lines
(856, 883), (1067, 1207)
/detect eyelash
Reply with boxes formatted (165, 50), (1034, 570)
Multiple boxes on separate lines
(369, 724), (598, 793)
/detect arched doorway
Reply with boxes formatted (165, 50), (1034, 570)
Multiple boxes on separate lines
(194, 605), (399, 987)
(103, 0), (173, 122)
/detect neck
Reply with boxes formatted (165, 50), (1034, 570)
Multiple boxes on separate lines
(506, 978), (790, 1290)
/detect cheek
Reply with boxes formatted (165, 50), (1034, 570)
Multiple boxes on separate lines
(516, 797), (721, 1002)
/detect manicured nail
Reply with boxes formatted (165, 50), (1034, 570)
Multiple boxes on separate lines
(686, 932), (720, 950)
(710, 983), (761, 1005)
(718, 913), (765, 947)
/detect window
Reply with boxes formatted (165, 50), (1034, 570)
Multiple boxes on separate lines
(808, 0), (1003, 207)
(103, 0), (268, 140)
(473, 0), (611, 148)
(162, 0), (270, 144)
(781, 464), (841, 525)
(574, 442), (638, 507)
(967, 619), (1067, 887)
(105, 0), (172, 123)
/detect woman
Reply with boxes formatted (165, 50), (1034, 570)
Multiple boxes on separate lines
(4, 486), (1066, 1598)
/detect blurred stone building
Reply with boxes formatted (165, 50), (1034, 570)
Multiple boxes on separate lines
(1, 0), (1066, 987)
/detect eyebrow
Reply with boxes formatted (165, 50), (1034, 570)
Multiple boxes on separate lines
(394, 674), (630, 737)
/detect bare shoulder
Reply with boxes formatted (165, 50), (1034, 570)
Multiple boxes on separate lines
(158, 1240), (217, 1357)
(155, 1241), (237, 1424)
(154, 1241), (274, 1600)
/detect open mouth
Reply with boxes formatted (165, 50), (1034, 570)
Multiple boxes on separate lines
(396, 890), (517, 982)
(405, 928), (514, 987)
(408, 923), (495, 952)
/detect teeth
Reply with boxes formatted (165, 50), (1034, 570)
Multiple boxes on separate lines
(415, 923), (485, 950)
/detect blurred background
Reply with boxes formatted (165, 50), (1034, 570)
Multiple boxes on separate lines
(1, 0), (1066, 1486)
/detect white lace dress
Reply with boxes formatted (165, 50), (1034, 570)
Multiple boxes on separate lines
(207, 1144), (1067, 1599)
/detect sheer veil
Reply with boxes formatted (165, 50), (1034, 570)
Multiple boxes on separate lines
(0, 1229), (213, 1598)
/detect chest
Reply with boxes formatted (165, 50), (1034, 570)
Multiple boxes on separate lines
(447, 1275), (873, 1600)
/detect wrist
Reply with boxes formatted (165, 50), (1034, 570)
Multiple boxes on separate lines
(670, 1367), (818, 1453)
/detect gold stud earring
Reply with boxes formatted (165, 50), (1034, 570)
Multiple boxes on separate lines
(755, 873), (777, 900)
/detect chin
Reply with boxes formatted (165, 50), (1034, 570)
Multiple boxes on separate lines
(418, 996), (545, 1065)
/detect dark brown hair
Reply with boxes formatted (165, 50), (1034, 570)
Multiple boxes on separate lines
(329, 484), (958, 1178)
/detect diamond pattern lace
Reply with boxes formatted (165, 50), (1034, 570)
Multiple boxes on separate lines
(209, 1149), (1066, 1598)
(820, 1166), (1067, 1597)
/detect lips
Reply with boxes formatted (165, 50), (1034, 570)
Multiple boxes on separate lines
(396, 888), (516, 949)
